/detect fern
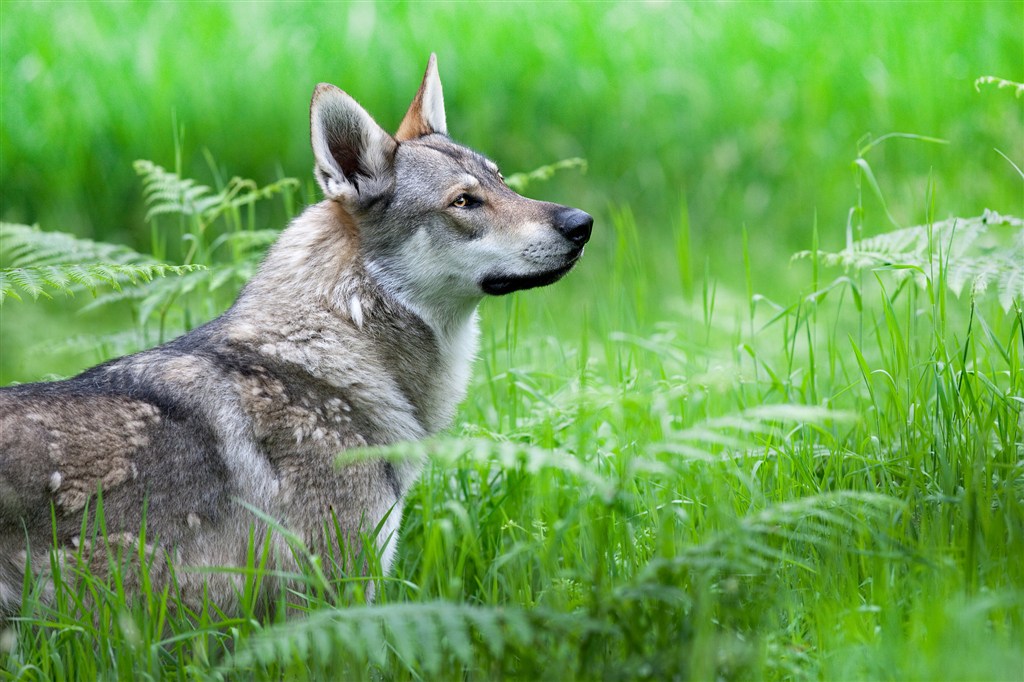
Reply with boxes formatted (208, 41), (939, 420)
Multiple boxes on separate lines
(795, 210), (1024, 311)
(637, 491), (904, 577)
(346, 403), (860, 504)
(220, 493), (900, 677)
(0, 223), (202, 303)
(650, 404), (857, 463)
(219, 601), (565, 676)
(134, 159), (299, 227)
(80, 262), (260, 326)
(91, 161), (302, 333)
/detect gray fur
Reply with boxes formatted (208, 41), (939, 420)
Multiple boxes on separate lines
(0, 54), (592, 618)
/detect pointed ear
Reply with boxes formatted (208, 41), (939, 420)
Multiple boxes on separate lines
(310, 83), (397, 204)
(395, 53), (447, 142)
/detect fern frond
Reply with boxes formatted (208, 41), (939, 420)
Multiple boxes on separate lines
(794, 210), (1024, 311)
(639, 491), (903, 576)
(1, 263), (203, 303)
(1, 222), (139, 268)
(0, 223), (203, 303)
(133, 160), (299, 226)
(220, 601), (565, 676)
(133, 160), (212, 221)
(77, 262), (253, 321)
(134, 263), (254, 323)
(347, 404), (856, 496)
(0, 267), (47, 300)
(650, 403), (856, 464)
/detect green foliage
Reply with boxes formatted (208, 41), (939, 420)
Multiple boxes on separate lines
(4, 166), (1024, 678)
(0, 223), (202, 303)
(795, 210), (1024, 311)
(134, 159), (299, 230)
(975, 75), (1024, 98)
(502, 158), (587, 194)
(86, 161), (298, 343)
(640, 491), (904, 575)
(220, 602), (543, 678)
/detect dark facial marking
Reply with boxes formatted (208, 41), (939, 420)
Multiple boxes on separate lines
(480, 256), (582, 295)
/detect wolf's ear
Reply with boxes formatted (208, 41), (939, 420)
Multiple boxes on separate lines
(396, 53), (447, 142)
(310, 83), (398, 204)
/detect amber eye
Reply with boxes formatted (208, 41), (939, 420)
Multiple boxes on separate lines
(452, 194), (470, 208)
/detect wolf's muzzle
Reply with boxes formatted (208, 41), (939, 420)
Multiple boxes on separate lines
(554, 207), (594, 247)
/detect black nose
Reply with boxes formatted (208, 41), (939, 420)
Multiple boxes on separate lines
(555, 208), (593, 246)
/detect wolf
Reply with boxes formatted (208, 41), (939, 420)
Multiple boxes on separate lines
(0, 54), (592, 618)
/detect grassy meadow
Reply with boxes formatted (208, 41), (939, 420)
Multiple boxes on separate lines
(2, 1), (1024, 680)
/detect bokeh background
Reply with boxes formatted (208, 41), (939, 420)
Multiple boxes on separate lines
(2, 1), (1022, 379)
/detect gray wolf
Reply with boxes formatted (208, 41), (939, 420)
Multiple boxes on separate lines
(0, 54), (592, 617)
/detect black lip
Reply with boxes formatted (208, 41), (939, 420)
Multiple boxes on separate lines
(480, 253), (582, 296)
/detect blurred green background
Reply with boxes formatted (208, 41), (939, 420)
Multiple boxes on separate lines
(1, 1), (1022, 382)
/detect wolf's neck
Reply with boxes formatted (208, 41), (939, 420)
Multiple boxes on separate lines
(361, 258), (481, 434)
(231, 203), (479, 435)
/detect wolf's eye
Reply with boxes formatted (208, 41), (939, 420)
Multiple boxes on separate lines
(451, 194), (471, 208)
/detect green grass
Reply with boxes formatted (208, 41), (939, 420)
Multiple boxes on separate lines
(3, 160), (1022, 679)
(2, 1), (1024, 680)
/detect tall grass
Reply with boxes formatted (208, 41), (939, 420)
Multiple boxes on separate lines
(2, 140), (1022, 679)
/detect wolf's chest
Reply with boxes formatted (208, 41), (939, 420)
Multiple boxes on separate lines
(417, 314), (480, 433)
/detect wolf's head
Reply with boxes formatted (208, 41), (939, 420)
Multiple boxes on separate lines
(308, 54), (592, 331)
